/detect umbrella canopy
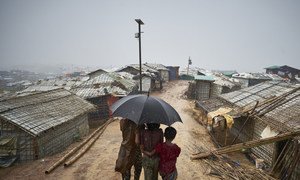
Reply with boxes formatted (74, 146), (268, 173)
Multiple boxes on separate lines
(111, 94), (182, 126)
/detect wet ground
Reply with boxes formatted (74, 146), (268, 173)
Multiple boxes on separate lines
(0, 80), (219, 180)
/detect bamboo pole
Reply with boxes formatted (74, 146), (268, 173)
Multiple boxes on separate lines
(191, 130), (300, 160)
(45, 119), (113, 174)
(241, 87), (300, 114)
(257, 93), (300, 117)
(286, 145), (300, 179)
(224, 128), (228, 146)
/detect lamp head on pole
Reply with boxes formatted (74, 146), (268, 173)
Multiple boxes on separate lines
(135, 19), (144, 25)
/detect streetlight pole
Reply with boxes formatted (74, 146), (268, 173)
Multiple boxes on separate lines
(135, 19), (144, 93)
(187, 56), (192, 75)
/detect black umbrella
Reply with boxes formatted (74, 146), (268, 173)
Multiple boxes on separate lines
(111, 94), (182, 126)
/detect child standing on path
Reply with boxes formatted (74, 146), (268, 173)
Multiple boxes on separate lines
(143, 127), (181, 180)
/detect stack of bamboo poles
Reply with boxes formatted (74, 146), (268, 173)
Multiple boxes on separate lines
(230, 87), (299, 145)
(241, 86), (300, 116)
(191, 130), (300, 160)
(45, 118), (115, 174)
(203, 153), (276, 180)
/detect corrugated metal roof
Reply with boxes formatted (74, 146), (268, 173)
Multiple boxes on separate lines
(194, 75), (215, 82)
(0, 89), (95, 136)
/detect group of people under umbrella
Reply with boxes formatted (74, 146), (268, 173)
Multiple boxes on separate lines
(111, 94), (183, 180)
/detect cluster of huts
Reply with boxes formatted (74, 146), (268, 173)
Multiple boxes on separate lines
(0, 62), (299, 178)
(190, 65), (300, 179)
(0, 63), (179, 167)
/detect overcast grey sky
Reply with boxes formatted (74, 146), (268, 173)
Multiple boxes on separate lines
(0, 0), (299, 72)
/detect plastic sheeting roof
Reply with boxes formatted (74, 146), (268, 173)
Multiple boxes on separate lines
(194, 75), (215, 82)
(71, 72), (137, 98)
(0, 89), (95, 136)
(256, 89), (300, 131)
(220, 81), (297, 108)
(144, 63), (169, 71)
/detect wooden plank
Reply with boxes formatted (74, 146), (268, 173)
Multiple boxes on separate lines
(191, 130), (300, 160)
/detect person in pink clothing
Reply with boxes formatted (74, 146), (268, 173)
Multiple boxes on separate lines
(142, 126), (181, 180)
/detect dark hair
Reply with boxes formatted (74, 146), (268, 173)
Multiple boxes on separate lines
(146, 123), (160, 131)
(164, 127), (177, 141)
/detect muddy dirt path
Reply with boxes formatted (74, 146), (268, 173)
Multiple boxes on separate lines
(0, 80), (217, 180)
(153, 80), (216, 180)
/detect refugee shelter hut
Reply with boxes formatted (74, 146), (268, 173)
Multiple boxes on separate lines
(144, 63), (169, 82)
(194, 75), (215, 100)
(195, 97), (238, 146)
(71, 72), (138, 127)
(185, 69), (241, 100)
(180, 74), (194, 80)
(87, 69), (107, 79)
(217, 70), (238, 78)
(166, 66), (180, 81)
(265, 65), (300, 82)
(206, 72), (242, 97)
(232, 72), (273, 88)
(116, 64), (160, 90)
(196, 81), (300, 179)
(254, 90), (300, 179)
(116, 64), (158, 76)
(179, 67), (204, 80)
(132, 73), (156, 92)
(19, 76), (87, 94)
(0, 89), (95, 166)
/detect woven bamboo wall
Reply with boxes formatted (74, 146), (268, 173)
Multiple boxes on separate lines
(251, 119), (274, 166)
(87, 96), (109, 127)
(1, 114), (89, 162)
(0, 119), (36, 162)
(37, 114), (89, 158)
(211, 84), (222, 98)
(196, 81), (211, 100)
